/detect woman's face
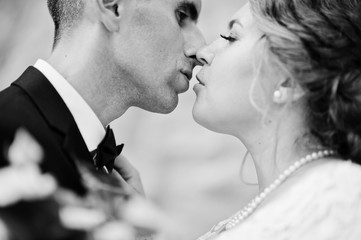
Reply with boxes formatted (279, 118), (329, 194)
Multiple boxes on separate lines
(193, 3), (272, 135)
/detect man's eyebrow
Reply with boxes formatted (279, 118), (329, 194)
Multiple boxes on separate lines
(228, 19), (243, 29)
(177, 1), (199, 22)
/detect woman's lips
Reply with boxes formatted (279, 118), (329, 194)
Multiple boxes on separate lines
(193, 74), (205, 94)
(196, 75), (205, 85)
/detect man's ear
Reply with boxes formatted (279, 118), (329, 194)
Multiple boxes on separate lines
(272, 78), (305, 104)
(96, 0), (126, 32)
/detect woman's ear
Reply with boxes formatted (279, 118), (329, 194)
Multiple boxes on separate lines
(272, 78), (305, 104)
(96, 0), (126, 32)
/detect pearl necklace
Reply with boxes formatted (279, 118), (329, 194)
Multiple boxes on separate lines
(197, 150), (335, 240)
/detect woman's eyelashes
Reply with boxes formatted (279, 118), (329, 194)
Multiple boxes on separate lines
(220, 34), (237, 42)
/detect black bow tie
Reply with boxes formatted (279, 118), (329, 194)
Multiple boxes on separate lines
(92, 126), (124, 174)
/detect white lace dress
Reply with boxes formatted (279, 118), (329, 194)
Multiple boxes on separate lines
(198, 160), (361, 240)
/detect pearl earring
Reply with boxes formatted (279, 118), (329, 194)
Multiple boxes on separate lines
(273, 90), (282, 100)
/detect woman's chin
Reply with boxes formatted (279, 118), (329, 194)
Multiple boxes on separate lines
(192, 108), (225, 134)
(193, 107), (208, 127)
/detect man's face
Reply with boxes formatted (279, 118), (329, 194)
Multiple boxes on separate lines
(113, 0), (205, 113)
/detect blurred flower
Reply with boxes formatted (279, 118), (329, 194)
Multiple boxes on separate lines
(0, 165), (57, 207)
(0, 129), (57, 207)
(60, 206), (107, 231)
(93, 221), (136, 240)
(0, 219), (9, 240)
(0, 129), (81, 240)
(7, 128), (43, 166)
(123, 196), (181, 240)
(0, 128), (181, 240)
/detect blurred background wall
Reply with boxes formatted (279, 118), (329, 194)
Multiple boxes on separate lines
(0, 0), (258, 239)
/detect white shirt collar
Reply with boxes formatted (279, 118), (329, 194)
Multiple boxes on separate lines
(34, 59), (105, 152)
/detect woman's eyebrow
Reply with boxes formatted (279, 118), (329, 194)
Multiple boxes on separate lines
(228, 19), (243, 29)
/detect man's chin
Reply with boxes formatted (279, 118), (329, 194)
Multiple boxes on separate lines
(136, 97), (179, 114)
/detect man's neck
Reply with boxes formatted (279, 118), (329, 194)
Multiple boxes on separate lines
(47, 40), (129, 126)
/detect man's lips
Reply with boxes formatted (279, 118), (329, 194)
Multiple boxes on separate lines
(181, 70), (193, 81)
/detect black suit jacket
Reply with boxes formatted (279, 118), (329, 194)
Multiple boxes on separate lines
(0, 67), (92, 195)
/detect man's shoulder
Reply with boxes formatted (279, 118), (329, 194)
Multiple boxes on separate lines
(0, 67), (39, 114)
(0, 83), (48, 135)
(0, 83), (31, 110)
(0, 66), (64, 137)
(0, 76), (63, 163)
(0, 88), (59, 162)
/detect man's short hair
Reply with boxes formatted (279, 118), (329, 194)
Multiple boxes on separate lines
(47, 0), (85, 45)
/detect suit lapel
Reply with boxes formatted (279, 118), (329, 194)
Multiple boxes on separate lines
(12, 67), (93, 193)
(13, 67), (73, 135)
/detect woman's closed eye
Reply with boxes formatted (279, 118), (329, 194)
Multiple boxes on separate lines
(220, 34), (237, 42)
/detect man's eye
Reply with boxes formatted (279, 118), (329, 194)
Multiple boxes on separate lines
(220, 34), (236, 42)
(176, 11), (188, 25)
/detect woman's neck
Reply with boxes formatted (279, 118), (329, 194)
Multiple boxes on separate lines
(236, 114), (308, 192)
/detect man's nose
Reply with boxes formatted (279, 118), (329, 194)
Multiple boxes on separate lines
(184, 28), (207, 66)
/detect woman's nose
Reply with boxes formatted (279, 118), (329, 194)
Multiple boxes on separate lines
(196, 43), (215, 66)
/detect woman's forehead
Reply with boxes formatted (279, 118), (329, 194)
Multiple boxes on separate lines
(229, 3), (254, 29)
